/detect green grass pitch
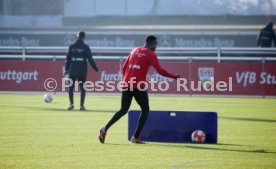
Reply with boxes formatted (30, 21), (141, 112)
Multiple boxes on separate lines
(0, 93), (276, 169)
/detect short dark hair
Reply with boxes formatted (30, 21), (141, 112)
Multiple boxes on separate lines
(77, 31), (86, 39)
(267, 22), (273, 28)
(146, 35), (157, 44)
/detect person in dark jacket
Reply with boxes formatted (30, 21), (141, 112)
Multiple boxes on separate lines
(65, 31), (98, 110)
(257, 22), (276, 47)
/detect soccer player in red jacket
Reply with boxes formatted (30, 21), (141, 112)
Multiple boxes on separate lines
(99, 35), (180, 144)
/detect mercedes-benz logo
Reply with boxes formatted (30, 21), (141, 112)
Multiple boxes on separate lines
(159, 35), (171, 47)
(63, 34), (75, 46)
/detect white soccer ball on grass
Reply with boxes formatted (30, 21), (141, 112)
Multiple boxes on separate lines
(43, 94), (53, 103)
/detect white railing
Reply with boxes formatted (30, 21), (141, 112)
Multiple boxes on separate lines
(0, 46), (276, 62)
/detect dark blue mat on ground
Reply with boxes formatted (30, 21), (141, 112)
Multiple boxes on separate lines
(128, 110), (217, 143)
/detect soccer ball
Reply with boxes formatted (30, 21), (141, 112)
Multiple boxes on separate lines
(191, 130), (206, 143)
(43, 94), (53, 103)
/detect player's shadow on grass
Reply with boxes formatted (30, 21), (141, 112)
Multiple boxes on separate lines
(149, 143), (276, 154)
(40, 107), (115, 113)
(219, 116), (276, 123)
(183, 145), (276, 154)
(3, 105), (115, 113)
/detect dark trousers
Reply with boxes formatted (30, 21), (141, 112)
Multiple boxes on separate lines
(68, 75), (86, 106)
(105, 89), (150, 138)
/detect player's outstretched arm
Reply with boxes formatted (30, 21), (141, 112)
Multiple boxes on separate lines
(149, 52), (178, 79)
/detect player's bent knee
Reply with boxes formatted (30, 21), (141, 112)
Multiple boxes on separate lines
(142, 106), (150, 113)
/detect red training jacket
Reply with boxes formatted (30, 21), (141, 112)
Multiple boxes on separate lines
(122, 45), (177, 89)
